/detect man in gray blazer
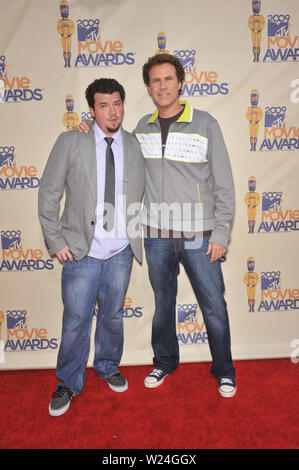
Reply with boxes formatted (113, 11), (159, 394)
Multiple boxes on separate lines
(38, 78), (145, 417)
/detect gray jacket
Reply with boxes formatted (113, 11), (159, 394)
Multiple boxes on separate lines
(134, 100), (234, 247)
(38, 124), (145, 262)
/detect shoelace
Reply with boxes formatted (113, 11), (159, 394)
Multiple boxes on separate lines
(52, 387), (73, 399)
(220, 378), (234, 385)
(150, 369), (164, 378)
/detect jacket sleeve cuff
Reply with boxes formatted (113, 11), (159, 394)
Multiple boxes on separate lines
(44, 237), (68, 257)
(209, 230), (230, 248)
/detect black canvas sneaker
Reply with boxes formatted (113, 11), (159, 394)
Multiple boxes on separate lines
(105, 373), (128, 392)
(49, 386), (74, 416)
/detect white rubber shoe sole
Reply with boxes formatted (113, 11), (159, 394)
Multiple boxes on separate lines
(144, 370), (168, 389)
(106, 380), (128, 393)
(49, 400), (71, 417)
(218, 384), (237, 398)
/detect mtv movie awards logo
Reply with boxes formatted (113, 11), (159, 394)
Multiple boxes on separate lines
(245, 90), (299, 151)
(244, 177), (299, 234)
(248, 1), (299, 63)
(0, 230), (54, 272)
(0, 146), (41, 190)
(122, 297), (143, 319)
(0, 56), (43, 103)
(177, 303), (208, 345)
(1, 308), (58, 353)
(243, 257), (299, 312)
(93, 297), (143, 319)
(154, 32), (230, 97)
(57, 0), (135, 68)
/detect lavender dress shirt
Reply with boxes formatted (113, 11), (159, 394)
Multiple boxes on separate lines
(88, 123), (129, 260)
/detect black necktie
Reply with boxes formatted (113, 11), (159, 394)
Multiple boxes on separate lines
(103, 137), (115, 231)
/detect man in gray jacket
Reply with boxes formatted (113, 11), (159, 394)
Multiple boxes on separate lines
(134, 54), (236, 398)
(38, 78), (145, 416)
(77, 55), (236, 398)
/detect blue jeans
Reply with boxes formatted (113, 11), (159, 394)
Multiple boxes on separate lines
(144, 235), (235, 379)
(56, 245), (133, 394)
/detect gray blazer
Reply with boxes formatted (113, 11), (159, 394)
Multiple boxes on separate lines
(38, 125), (145, 262)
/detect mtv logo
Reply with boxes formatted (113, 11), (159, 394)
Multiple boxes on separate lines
(264, 109), (286, 128)
(77, 19), (99, 41)
(268, 18), (289, 37)
(177, 304), (197, 323)
(262, 193), (282, 211)
(261, 271), (281, 290)
(179, 56), (195, 72)
(1, 232), (22, 250)
(0, 55), (6, 78)
(0, 148), (15, 167)
(7, 310), (27, 330)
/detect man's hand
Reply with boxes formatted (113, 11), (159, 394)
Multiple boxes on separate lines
(206, 242), (227, 263)
(55, 245), (73, 263)
(76, 120), (92, 133)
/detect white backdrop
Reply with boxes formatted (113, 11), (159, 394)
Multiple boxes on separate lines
(1, 0), (298, 370)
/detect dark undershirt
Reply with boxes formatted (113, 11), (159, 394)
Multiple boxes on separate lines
(158, 105), (185, 155)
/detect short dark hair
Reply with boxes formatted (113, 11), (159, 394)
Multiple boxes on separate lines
(142, 54), (185, 88)
(85, 78), (125, 108)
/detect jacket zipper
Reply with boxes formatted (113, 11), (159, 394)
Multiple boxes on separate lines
(161, 122), (174, 205)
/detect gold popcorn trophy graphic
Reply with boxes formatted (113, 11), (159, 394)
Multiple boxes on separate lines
(244, 176), (260, 234)
(57, 0), (75, 67)
(63, 94), (79, 131)
(248, 0), (265, 62)
(246, 89), (263, 152)
(243, 257), (259, 312)
(155, 32), (169, 54)
(0, 311), (4, 339)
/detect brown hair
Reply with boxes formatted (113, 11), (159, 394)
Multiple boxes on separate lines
(142, 54), (185, 88)
(85, 78), (125, 108)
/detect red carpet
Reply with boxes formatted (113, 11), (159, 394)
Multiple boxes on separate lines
(0, 358), (298, 451)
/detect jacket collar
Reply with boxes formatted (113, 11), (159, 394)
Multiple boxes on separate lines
(147, 99), (193, 124)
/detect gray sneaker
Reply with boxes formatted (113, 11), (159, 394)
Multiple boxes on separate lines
(105, 373), (128, 392)
(49, 386), (74, 416)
